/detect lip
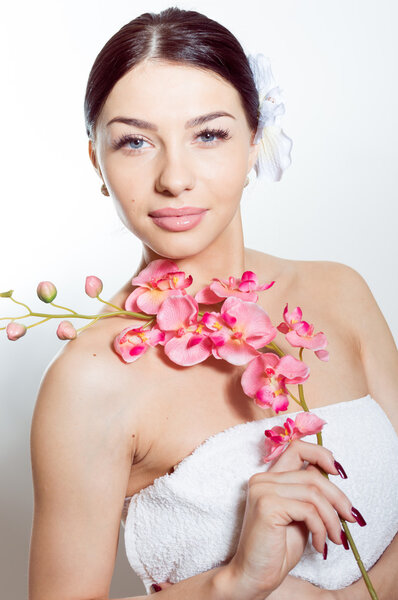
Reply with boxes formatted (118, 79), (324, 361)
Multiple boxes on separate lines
(149, 207), (208, 232)
(148, 206), (207, 217)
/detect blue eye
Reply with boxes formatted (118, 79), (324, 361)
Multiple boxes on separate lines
(112, 135), (150, 152)
(196, 127), (230, 145)
(127, 138), (148, 150)
(112, 126), (231, 153)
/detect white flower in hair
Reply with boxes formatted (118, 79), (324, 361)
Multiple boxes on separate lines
(247, 53), (293, 182)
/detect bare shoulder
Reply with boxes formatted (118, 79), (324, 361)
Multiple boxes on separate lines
(290, 257), (398, 429)
(246, 249), (357, 299)
(35, 316), (143, 453)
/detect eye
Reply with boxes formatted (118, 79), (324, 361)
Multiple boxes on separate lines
(111, 134), (151, 152)
(195, 127), (231, 145)
(112, 126), (231, 154)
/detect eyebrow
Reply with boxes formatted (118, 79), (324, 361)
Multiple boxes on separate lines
(106, 111), (236, 130)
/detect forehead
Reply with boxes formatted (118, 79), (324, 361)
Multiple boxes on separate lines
(99, 59), (245, 127)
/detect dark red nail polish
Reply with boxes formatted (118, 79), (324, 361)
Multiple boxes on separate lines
(340, 529), (349, 550)
(323, 542), (328, 560)
(351, 506), (366, 526)
(150, 583), (162, 593)
(334, 460), (348, 479)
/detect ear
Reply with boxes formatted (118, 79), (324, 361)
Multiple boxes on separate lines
(247, 132), (261, 174)
(88, 139), (103, 180)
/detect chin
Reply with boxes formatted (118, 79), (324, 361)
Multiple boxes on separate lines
(143, 233), (218, 261)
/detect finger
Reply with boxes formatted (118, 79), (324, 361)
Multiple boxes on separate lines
(250, 469), (356, 525)
(150, 582), (174, 593)
(267, 439), (339, 476)
(265, 496), (327, 555)
(263, 482), (345, 545)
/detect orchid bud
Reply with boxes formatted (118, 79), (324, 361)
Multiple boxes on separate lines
(6, 322), (27, 340)
(56, 320), (77, 340)
(37, 281), (57, 303)
(85, 275), (103, 298)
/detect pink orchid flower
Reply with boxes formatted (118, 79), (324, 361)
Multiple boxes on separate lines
(277, 303), (329, 362)
(263, 411), (327, 462)
(276, 303), (304, 334)
(156, 295), (213, 366)
(195, 270), (274, 304)
(241, 352), (310, 413)
(113, 324), (165, 363)
(202, 296), (277, 365)
(125, 259), (193, 315)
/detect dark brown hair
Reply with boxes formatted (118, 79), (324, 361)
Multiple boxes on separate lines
(83, 6), (259, 144)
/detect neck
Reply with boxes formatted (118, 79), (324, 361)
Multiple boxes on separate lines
(137, 207), (249, 296)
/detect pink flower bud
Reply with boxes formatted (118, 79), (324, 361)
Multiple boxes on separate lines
(37, 281), (57, 303)
(85, 275), (103, 298)
(56, 320), (77, 340)
(6, 322), (27, 340)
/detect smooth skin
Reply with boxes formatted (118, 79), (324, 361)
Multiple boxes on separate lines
(29, 59), (398, 600)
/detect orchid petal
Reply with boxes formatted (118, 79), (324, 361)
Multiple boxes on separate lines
(276, 354), (310, 383)
(157, 295), (198, 331)
(254, 125), (293, 182)
(130, 259), (180, 286)
(136, 288), (179, 315)
(241, 353), (280, 398)
(215, 338), (260, 365)
(124, 287), (146, 312)
(315, 349), (330, 361)
(194, 286), (223, 304)
(164, 333), (212, 366)
(293, 412), (327, 436)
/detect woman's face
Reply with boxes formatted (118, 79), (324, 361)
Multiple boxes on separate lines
(90, 59), (259, 259)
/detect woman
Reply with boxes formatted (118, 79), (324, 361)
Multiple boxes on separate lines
(28, 7), (398, 599)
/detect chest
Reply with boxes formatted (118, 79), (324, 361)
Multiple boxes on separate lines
(123, 282), (368, 497)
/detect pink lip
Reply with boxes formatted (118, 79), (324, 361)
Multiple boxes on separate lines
(148, 206), (207, 217)
(149, 207), (208, 232)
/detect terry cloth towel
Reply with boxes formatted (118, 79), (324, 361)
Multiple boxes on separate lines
(122, 395), (398, 594)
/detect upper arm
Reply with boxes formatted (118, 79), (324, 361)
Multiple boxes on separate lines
(325, 261), (398, 433)
(29, 346), (136, 600)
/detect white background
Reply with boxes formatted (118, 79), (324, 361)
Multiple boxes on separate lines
(1, 1), (397, 598)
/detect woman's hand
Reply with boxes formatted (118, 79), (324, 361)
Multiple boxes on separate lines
(221, 439), (357, 599)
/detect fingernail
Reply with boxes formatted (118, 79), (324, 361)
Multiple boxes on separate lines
(340, 529), (349, 550)
(334, 460), (348, 479)
(323, 542), (328, 560)
(351, 506), (366, 526)
(150, 583), (162, 593)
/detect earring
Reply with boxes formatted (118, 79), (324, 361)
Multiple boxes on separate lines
(244, 176), (250, 188)
(101, 183), (110, 196)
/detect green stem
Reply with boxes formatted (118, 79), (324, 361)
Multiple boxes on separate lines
(8, 296), (32, 313)
(26, 317), (52, 329)
(50, 302), (78, 314)
(7, 309), (150, 321)
(297, 380), (378, 599)
(340, 518), (378, 600)
(264, 341), (285, 358)
(287, 389), (304, 409)
(0, 314), (31, 321)
(76, 317), (101, 334)
(96, 296), (123, 311)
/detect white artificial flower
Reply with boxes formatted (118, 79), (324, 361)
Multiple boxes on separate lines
(247, 53), (293, 182)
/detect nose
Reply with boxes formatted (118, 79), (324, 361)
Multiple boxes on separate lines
(155, 147), (195, 196)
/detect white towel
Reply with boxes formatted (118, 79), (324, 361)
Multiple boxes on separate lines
(122, 395), (398, 594)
